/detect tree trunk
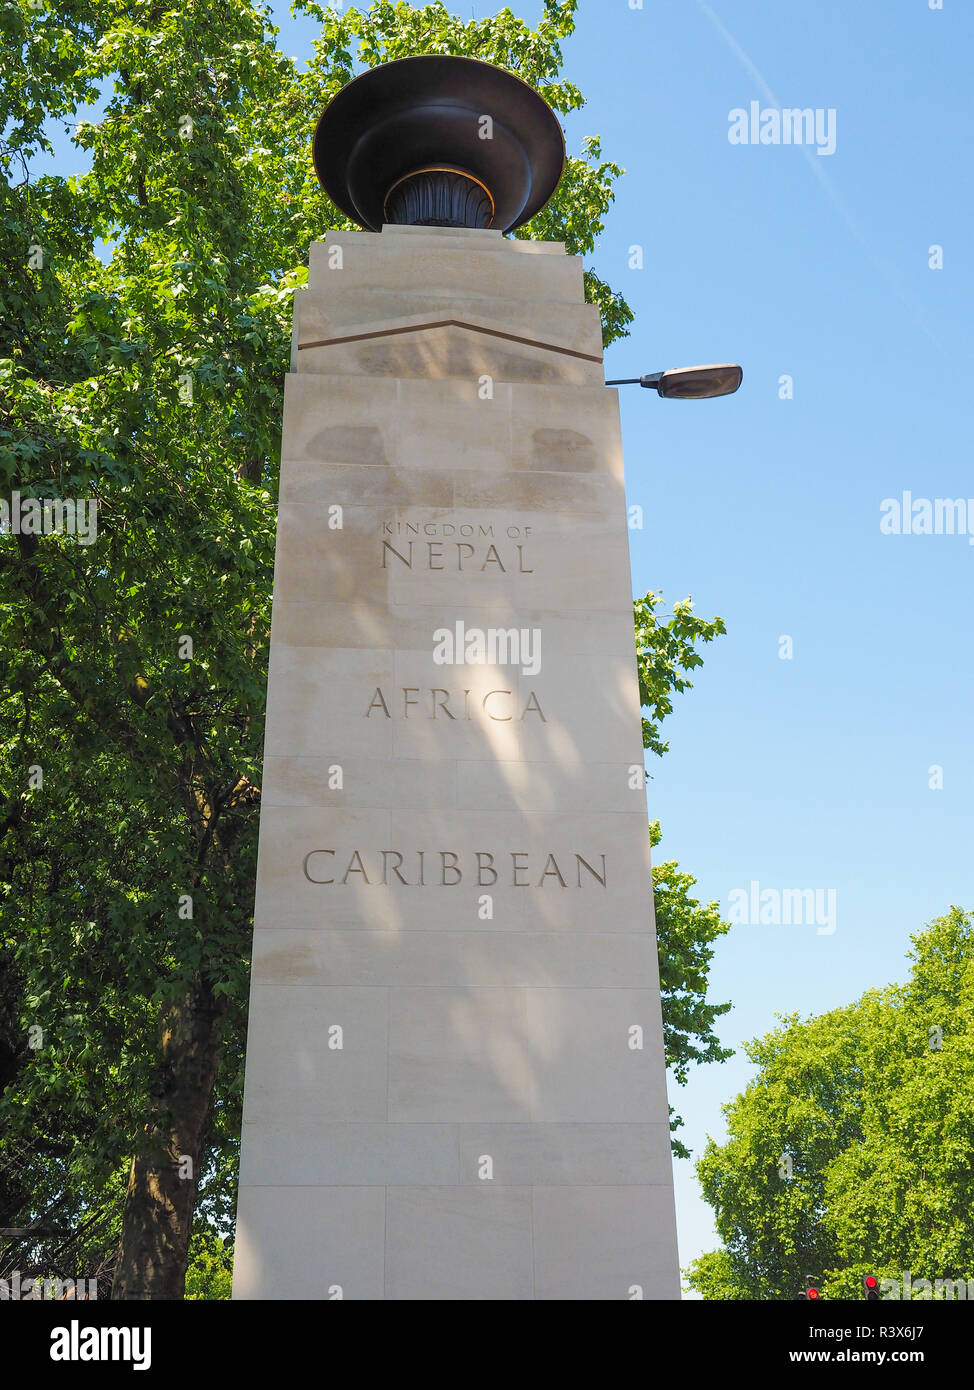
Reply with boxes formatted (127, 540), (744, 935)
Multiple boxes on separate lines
(112, 983), (223, 1300)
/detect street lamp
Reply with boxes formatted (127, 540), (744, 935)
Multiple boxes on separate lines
(606, 364), (743, 399)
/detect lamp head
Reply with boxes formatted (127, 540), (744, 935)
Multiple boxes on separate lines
(641, 364), (744, 399)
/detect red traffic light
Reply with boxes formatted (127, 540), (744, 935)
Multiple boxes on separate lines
(864, 1274), (880, 1300)
(807, 1286), (821, 1300)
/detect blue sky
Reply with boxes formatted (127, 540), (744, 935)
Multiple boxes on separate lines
(34, 0), (973, 1283)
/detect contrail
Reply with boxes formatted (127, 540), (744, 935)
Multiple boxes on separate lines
(696, 0), (944, 352)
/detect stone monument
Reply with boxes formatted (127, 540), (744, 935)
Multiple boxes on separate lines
(232, 55), (681, 1300)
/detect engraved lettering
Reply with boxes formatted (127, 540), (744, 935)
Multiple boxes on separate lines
(381, 540), (413, 568)
(302, 850), (608, 888)
(342, 850), (370, 884)
(576, 853), (607, 887)
(522, 691), (546, 721)
(539, 853), (567, 887)
(476, 852), (498, 886)
(382, 850), (409, 885)
(365, 687), (391, 718)
(303, 850), (335, 883)
(432, 689), (456, 719)
(365, 686), (545, 722)
(440, 851), (461, 885)
(483, 690), (512, 721)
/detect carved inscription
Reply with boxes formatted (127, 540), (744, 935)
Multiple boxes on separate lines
(302, 849), (608, 887)
(365, 687), (546, 721)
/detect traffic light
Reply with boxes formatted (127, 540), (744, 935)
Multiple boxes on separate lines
(863, 1274), (880, 1301)
(796, 1283), (821, 1300)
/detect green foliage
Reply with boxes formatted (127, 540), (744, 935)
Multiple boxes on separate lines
(636, 596), (732, 1155)
(651, 821), (733, 1159)
(683, 1247), (740, 1301)
(184, 1226), (234, 1301)
(2, 0), (289, 1273)
(686, 908), (974, 1300)
(635, 592), (727, 760)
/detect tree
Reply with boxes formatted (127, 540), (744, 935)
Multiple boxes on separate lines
(183, 1227), (233, 1301)
(686, 908), (974, 1300)
(650, 822), (733, 1159)
(635, 592), (733, 1159)
(0, 0), (730, 1299)
(635, 592), (726, 761)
